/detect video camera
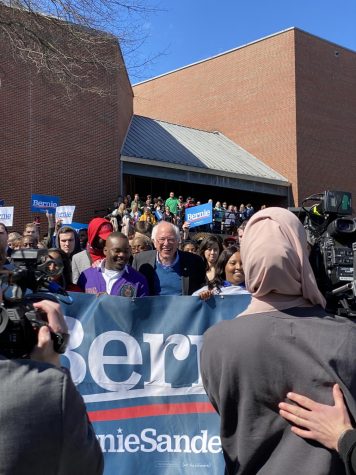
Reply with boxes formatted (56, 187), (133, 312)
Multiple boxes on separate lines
(0, 249), (70, 359)
(291, 190), (356, 316)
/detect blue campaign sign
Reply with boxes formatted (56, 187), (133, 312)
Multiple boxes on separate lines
(70, 222), (88, 231)
(31, 194), (60, 213)
(60, 293), (251, 475)
(0, 200), (4, 206)
(185, 203), (213, 229)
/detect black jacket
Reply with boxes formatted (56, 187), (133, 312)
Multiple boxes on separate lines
(132, 250), (205, 295)
(339, 430), (356, 475)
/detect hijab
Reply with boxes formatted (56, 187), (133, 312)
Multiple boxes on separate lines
(239, 207), (325, 315)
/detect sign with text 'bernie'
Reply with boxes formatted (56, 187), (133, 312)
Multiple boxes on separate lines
(185, 202), (212, 229)
(61, 293), (251, 475)
(31, 194), (60, 213)
(55, 205), (76, 224)
(70, 222), (88, 231)
(0, 207), (14, 227)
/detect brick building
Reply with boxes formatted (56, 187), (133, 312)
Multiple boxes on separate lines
(1, 5), (133, 231)
(2, 23), (355, 232)
(133, 28), (356, 207)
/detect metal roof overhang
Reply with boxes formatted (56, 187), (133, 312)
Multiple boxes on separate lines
(121, 156), (290, 197)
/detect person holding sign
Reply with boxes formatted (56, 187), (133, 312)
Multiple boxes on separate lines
(193, 245), (249, 299)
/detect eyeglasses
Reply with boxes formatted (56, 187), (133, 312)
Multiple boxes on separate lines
(157, 237), (177, 244)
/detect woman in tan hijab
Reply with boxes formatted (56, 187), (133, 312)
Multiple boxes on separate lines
(201, 207), (356, 475)
(239, 206), (325, 315)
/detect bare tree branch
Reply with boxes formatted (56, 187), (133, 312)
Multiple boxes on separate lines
(0, 0), (160, 97)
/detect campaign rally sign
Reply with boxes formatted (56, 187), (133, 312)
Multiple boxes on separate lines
(61, 294), (250, 475)
(31, 194), (60, 213)
(70, 222), (88, 231)
(0, 200), (4, 207)
(0, 207), (14, 226)
(185, 203), (212, 229)
(55, 205), (76, 224)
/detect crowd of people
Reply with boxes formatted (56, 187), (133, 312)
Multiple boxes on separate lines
(1, 192), (356, 475)
(1, 191), (257, 299)
(108, 192), (260, 236)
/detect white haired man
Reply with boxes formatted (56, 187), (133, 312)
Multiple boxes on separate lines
(132, 221), (205, 295)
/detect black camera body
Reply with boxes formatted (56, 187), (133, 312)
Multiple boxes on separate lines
(291, 191), (356, 316)
(310, 217), (356, 293)
(0, 249), (69, 359)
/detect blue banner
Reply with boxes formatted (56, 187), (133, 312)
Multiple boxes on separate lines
(70, 222), (88, 231)
(31, 194), (60, 213)
(185, 203), (213, 229)
(61, 294), (250, 474)
(0, 200), (4, 207)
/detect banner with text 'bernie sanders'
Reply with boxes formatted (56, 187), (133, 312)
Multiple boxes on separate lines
(61, 293), (250, 475)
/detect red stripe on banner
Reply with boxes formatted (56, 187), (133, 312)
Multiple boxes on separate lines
(88, 402), (215, 422)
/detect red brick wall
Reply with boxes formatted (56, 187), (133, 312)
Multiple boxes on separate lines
(1, 37), (133, 233)
(133, 29), (298, 203)
(295, 30), (356, 206)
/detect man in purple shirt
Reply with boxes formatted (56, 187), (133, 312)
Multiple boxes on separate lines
(78, 232), (148, 297)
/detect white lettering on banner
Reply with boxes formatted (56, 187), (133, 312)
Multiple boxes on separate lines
(189, 335), (204, 387)
(33, 199), (57, 208)
(143, 333), (192, 388)
(64, 317), (86, 384)
(63, 317), (205, 403)
(97, 429), (221, 454)
(88, 331), (143, 392)
(187, 210), (211, 222)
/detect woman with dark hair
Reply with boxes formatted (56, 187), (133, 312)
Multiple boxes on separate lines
(134, 221), (153, 239)
(198, 234), (223, 282)
(193, 245), (250, 298)
(47, 248), (81, 292)
(182, 240), (198, 254)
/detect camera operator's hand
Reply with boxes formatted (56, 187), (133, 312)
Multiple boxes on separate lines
(30, 300), (68, 368)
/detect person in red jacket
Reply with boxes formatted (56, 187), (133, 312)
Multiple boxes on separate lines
(71, 217), (113, 284)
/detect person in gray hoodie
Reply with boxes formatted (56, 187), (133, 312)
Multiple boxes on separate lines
(55, 226), (81, 259)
